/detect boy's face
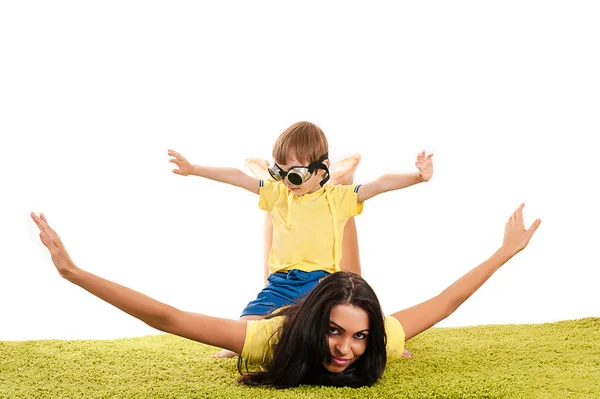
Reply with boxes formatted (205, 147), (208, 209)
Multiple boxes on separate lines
(278, 155), (329, 196)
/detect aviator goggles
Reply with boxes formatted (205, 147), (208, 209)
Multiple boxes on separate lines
(268, 152), (330, 187)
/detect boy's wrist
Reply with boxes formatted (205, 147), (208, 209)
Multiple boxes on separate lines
(189, 165), (201, 177)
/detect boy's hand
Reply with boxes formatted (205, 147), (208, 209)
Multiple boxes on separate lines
(168, 149), (194, 176)
(415, 151), (434, 182)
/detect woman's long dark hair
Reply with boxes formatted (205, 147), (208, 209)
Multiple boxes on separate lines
(238, 272), (387, 388)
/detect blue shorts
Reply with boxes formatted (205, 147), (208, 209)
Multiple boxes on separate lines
(241, 269), (330, 317)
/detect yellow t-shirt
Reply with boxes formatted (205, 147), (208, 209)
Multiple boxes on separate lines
(259, 179), (364, 274)
(241, 315), (406, 368)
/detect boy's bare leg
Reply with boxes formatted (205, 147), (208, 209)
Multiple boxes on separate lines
(339, 218), (361, 275)
(263, 213), (273, 285)
(330, 154), (361, 186)
(244, 158), (271, 180)
(330, 155), (362, 275)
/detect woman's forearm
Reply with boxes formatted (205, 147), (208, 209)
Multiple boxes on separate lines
(439, 248), (514, 313)
(391, 247), (516, 340)
(65, 268), (176, 332)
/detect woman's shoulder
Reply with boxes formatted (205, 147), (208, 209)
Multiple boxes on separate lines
(241, 316), (286, 367)
(384, 316), (406, 359)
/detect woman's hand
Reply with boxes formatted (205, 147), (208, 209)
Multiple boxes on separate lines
(502, 203), (541, 256)
(31, 213), (78, 279)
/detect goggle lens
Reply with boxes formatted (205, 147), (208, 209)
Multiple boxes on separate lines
(287, 172), (304, 186)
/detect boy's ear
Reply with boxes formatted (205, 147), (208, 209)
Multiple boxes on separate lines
(317, 159), (330, 176)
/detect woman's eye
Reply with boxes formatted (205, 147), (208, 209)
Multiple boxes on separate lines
(328, 326), (339, 335)
(354, 333), (366, 340)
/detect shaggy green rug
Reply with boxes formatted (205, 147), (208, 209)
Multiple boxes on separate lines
(1, 318), (598, 399)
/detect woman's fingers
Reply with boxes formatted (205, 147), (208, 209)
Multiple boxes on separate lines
(510, 203), (524, 224)
(39, 231), (59, 253)
(35, 217), (55, 250)
(39, 231), (51, 248)
(31, 212), (63, 249)
(515, 203), (525, 227)
(526, 219), (542, 239)
(508, 203), (525, 230)
(31, 212), (46, 233)
(38, 213), (55, 237)
(32, 213), (50, 240)
(507, 211), (515, 224)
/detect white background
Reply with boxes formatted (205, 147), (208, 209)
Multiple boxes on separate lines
(1, 1), (598, 341)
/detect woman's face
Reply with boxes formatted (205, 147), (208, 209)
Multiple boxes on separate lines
(322, 304), (369, 373)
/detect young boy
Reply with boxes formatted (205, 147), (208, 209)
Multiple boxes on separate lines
(168, 121), (433, 357)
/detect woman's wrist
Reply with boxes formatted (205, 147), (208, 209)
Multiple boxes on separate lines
(495, 247), (516, 263)
(60, 265), (83, 283)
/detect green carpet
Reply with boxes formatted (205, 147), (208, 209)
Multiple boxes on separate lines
(1, 318), (598, 398)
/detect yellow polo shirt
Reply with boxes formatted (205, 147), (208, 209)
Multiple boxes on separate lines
(259, 179), (364, 274)
(241, 315), (406, 367)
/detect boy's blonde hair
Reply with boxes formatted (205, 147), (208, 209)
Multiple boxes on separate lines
(272, 121), (328, 165)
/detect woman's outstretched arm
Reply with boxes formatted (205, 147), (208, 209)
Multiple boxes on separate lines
(391, 203), (541, 341)
(30, 213), (247, 353)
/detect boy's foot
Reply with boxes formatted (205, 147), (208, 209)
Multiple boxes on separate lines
(244, 158), (271, 180)
(330, 154), (361, 185)
(212, 349), (238, 359)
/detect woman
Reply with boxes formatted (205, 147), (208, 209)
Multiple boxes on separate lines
(30, 203), (540, 388)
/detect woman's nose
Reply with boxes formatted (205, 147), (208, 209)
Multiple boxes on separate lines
(336, 339), (351, 356)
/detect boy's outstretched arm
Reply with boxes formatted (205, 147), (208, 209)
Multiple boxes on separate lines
(168, 149), (259, 194)
(357, 151), (433, 202)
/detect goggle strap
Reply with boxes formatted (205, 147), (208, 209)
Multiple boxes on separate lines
(319, 164), (330, 186)
(268, 165), (284, 181)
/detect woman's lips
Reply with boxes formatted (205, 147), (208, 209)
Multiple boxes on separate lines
(332, 356), (350, 365)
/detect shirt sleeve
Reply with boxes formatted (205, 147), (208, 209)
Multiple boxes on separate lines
(384, 316), (406, 359)
(328, 184), (364, 219)
(258, 179), (283, 212)
(241, 317), (284, 367)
